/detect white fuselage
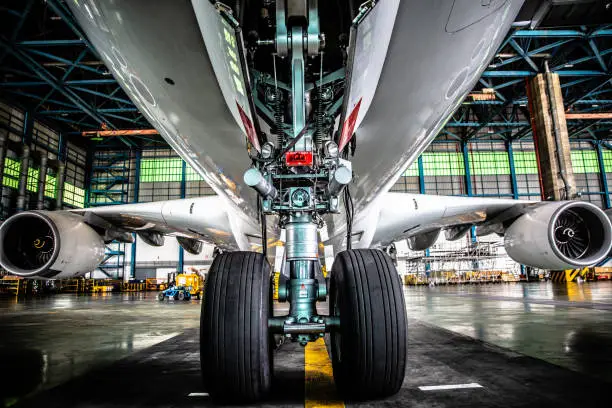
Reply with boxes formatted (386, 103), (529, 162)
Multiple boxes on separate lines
(67, 0), (523, 248)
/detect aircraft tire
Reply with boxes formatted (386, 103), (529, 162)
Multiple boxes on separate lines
(330, 249), (407, 400)
(200, 251), (272, 403)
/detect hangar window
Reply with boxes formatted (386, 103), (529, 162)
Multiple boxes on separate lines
(391, 161), (420, 193)
(0, 101), (25, 142)
(512, 141), (541, 201)
(571, 148), (604, 208)
(602, 148), (612, 208)
(468, 142), (512, 198)
(32, 121), (60, 160)
(138, 150), (214, 201)
(421, 149), (465, 196)
(3, 157), (20, 189)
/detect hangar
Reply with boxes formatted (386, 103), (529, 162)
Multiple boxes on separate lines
(0, 1), (611, 407)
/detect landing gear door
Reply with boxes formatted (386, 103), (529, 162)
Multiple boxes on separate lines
(338, 0), (400, 152)
(191, 0), (262, 152)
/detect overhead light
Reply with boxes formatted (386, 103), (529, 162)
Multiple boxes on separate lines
(592, 104), (599, 108)
(564, 64), (574, 68)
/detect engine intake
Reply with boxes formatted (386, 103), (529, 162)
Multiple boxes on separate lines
(0, 211), (105, 279)
(504, 201), (612, 270)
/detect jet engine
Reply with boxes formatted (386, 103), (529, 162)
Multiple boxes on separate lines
(0, 211), (105, 279)
(504, 201), (612, 270)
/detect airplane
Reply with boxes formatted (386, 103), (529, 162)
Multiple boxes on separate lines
(1, 0), (611, 403)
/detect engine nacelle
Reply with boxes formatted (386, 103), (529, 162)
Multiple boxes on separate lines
(0, 211), (105, 279)
(504, 201), (612, 270)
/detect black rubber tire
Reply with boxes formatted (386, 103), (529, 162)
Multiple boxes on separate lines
(178, 291), (185, 301)
(157, 292), (165, 301)
(330, 249), (407, 400)
(200, 251), (272, 403)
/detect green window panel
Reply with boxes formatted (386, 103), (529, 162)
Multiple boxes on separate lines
(45, 174), (56, 198)
(469, 152), (510, 175)
(27, 167), (39, 193)
(140, 158), (183, 182)
(141, 158), (205, 182)
(64, 183), (85, 208)
(512, 151), (539, 175)
(571, 150), (599, 174)
(421, 152), (465, 176)
(403, 162), (419, 177)
(603, 149), (612, 171)
(185, 165), (205, 181)
(3, 157), (20, 189)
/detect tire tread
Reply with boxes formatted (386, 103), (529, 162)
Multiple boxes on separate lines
(331, 249), (407, 400)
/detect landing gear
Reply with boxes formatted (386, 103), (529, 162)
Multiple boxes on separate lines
(330, 249), (407, 400)
(200, 252), (272, 402)
(200, 0), (407, 402)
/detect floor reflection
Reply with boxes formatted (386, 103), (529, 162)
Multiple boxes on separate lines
(404, 281), (612, 382)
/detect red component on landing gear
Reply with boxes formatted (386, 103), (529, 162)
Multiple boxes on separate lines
(285, 151), (313, 166)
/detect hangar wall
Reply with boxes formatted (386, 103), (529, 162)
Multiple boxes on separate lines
(2, 97), (612, 279)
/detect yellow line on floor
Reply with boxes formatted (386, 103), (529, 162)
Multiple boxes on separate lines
(304, 338), (345, 408)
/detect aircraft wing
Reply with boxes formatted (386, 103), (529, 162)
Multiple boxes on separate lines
(347, 193), (612, 270)
(0, 197), (264, 279)
(364, 193), (533, 249)
(71, 196), (260, 251)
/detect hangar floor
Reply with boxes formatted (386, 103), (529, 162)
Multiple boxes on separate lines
(0, 282), (610, 407)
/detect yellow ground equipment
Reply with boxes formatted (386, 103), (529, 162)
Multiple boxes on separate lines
(146, 278), (167, 291)
(0, 276), (25, 296)
(176, 273), (204, 299)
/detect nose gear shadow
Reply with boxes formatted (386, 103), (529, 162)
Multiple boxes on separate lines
(267, 342), (306, 404)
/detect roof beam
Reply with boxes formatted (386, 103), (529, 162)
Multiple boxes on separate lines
(565, 112), (612, 119)
(0, 36), (116, 129)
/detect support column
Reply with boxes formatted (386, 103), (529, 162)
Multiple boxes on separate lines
(507, 140), (519, 199)
(461, 141), (479, 269)
(178, 160), (187, 273)
(0, 134), (6, 208)
(461, 140), (472, 197)
(37, 154), (48, 210)
(417, 155), (425, 194)
(16, 145), (30, 212)
(528, 71), (576, 200)
(130, 149), (141, 280)
(595, 142), (610, 209)
(55, 161), (65, 210)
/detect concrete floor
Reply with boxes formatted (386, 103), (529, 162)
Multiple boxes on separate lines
(0, 281), (610, 407)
